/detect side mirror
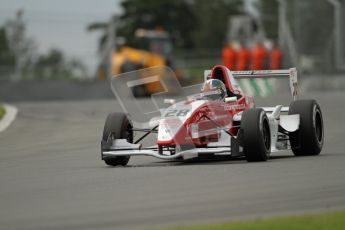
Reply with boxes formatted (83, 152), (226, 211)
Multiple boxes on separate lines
(224, 96), (237, 103)
(164, 99), (176, 105)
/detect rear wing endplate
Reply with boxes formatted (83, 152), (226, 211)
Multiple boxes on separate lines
(204, 68), (298, 101)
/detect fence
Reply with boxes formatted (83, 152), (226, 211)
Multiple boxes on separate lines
(279, 0), (345, 73)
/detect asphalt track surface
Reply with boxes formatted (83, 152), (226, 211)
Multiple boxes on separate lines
(1, 91), (345, 230)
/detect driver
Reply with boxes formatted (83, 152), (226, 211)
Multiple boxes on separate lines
(200, 79), (227, 100)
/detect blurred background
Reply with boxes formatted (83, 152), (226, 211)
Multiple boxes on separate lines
(0, 0), (345, 99)
(1, 2), (345, 230)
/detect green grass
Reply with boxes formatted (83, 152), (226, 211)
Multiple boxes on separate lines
(0, 104), (5, 120)
(166, 211), (345, 230)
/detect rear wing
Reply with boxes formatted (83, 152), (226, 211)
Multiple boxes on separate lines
(204, 68), (298, 101)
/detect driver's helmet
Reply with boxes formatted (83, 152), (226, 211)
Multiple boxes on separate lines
(201, 79), (227, 100)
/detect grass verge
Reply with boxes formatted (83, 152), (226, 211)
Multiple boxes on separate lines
(166, 211), (345, 230)
(0, 104), (5, 121)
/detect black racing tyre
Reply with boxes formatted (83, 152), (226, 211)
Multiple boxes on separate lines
(288, 100), (324, 156)
(241, 108), (271, 162)
(101, 112), (133, 166)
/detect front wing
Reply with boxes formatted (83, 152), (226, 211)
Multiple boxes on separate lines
(102, 146), (233, 160)
(102, 137), (242, 160)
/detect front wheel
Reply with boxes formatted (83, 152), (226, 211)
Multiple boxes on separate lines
(288, 100), (324, 156)
(101, 112), (133, 166)
(241, 108), (271, 162)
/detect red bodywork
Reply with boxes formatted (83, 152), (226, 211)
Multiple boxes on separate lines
(157, 65), (255, 148)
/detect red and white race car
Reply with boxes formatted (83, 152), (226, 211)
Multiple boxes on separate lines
(101, 65), (324, 166)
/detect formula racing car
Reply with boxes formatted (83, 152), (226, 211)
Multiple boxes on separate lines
(101, 65), (324, 166)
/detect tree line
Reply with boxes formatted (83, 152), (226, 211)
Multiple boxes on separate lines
(0, 10), (86, 80)
(88, 0), (244, 52)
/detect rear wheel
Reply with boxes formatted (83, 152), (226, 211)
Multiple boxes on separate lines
(241, 108), (271, 162)
(101, 112), (133, 166)
(288, 100), (324, 156)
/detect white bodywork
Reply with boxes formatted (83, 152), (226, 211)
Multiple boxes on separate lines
(157, 100), (205, 142)
(265, 105), (300, 152)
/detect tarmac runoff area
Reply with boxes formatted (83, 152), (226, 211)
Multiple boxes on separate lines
(0, 91), (344, 230)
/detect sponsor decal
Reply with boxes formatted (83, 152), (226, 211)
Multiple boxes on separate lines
(223, 104), (246, 111)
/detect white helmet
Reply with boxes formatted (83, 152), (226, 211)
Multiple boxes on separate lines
(201, 79), (227, 100)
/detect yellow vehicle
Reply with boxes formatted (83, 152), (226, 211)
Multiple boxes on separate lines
(99, 29), (180, 96)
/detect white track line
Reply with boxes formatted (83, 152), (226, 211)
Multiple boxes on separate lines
(0, 104), (18, 132)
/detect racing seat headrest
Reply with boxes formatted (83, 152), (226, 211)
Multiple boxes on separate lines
(211, 65), (232, 95)
(210, 65), (242, 99)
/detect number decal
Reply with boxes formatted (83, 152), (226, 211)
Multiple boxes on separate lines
(165, 110), (177, 117)
(165, 109), (190, 117)
(176, 109), (189, 117)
